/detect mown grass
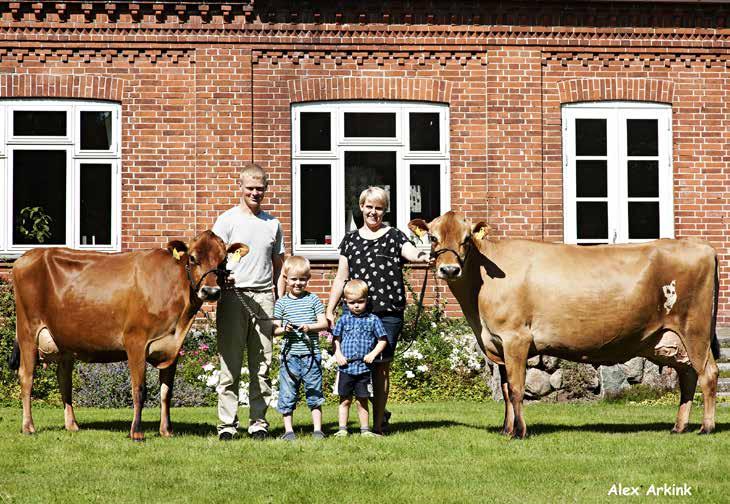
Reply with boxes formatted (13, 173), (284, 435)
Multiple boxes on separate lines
(1, 401), (728, 503)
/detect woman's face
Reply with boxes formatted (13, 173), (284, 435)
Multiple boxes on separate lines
(360, 196), (386, 230)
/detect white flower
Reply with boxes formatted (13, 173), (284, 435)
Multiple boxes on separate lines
(206, 370), (220, 388)
(417, 364), (428, 373)
(241, 367), (249, 375)
(405, 370), (415, 379)
(430, 322), (437, 328)
(202, 363), (215, 372)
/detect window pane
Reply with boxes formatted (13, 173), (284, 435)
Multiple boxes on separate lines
(409, 113), (440, 151)
(81, 111), (112, 150)
(576, 160), (607, 198)
(627, 119), (658, 156)
(13, 111), (66, 136)
(627, 160), (659, 198)
(344, 113), (396, 137)
(576, 202), (607, 240)
(80, 164), (112, 245)
(300, 164), (331, 245)
(300, 112), (330, 151)
(345, 151), (396, 229)
(410, 165), (440, 221)
(628, 202), (659, 239)
(575, 119), (606, 156)
(13, 150), (66, 245)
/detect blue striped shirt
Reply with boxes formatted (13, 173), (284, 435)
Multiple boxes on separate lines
(273, 292), (324, 355)
(332, 312), (387, 375)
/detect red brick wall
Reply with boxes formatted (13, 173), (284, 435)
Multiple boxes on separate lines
(0, 1), (729, 324)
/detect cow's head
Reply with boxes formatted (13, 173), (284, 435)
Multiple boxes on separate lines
(408, 211), (490, 280)
(167, 231), (249, 302)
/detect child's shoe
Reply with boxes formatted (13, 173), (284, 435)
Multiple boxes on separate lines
(333, 428), (349, 437)
(360, 429), (382, 438)
(279, 431), (296, 441)
(312, 430), (326, 439)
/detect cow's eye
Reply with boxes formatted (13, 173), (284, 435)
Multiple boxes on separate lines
(189, 255), (199, 265)
(429, 234), (438, 244)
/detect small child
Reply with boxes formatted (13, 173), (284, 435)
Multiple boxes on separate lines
(272, 256), (329, 440)
(332, 279), (388, 437)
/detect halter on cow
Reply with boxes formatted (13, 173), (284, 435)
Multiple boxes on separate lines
(410, 211), (720, 438)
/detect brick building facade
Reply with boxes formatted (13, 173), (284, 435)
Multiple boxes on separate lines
(0, 1), (729, 323)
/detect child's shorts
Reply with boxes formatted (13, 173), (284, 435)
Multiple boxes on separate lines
(337, 371), (371, 398)
(276, 353), (325, 415)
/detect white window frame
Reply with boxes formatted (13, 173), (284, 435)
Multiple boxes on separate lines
(0, 100), (122, 256)
(292, 101), (450, 259)
(562, 102), (673, 245)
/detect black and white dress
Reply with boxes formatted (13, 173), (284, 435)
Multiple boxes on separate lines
(339, 227), (410, 315)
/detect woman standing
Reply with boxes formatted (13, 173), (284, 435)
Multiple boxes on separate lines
(326, 186), (430, 434)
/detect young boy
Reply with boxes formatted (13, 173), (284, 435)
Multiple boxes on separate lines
(272, 256), (329, 440)
(332, 279), (388, 437)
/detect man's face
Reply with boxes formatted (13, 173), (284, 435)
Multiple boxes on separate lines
(239, 175), (266, 211)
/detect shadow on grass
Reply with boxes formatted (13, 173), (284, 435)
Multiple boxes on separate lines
(485, 422), (724, 435)
(76, 420), (216, 437)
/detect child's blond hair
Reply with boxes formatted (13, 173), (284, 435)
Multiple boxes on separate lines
(343, 279), (368, 300)
(283, 256), (311, 278)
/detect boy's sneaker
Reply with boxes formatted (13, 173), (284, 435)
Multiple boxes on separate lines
(361, 430), (382, 438)
(279, 431), (296, 441)
(333, 429), (349, 437)
(312, 430), (326, 440)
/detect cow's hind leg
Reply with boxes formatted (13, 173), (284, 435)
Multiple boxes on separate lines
(671, 366), (697, 434)
(498, 365), (515, 436)
(57, 358), (79, 432)
(698, 354), (718, 435)
(159, 360), (177, 438)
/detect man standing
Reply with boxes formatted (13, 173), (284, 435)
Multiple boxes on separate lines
(213, 163), (285, 440)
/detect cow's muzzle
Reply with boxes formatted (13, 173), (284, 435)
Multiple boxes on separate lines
(438, 264), (462, 279)
(199, 286), (221, 301)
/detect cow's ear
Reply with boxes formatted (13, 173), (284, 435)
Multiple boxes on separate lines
(166, 240), (188, 261)
(226, 243), (249, 264)
(472, 222), (492, 240)
(408, 219), (429, 242)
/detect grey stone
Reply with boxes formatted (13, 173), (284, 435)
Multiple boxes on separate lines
(623, 357), (645, 383)
(584, 364), (600, 390)
(542, 356), (560, 372)
(642, 361), (677, 389)
(599, 365), (630, 397)
(525, 368), (552, 398)
(527, 355), (541, 367)
(549, 369), (563, 390)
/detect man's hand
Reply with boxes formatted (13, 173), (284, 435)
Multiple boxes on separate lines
(334, 350), (348, 366)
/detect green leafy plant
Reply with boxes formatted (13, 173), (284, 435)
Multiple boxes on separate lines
(17, 206), (53, 243)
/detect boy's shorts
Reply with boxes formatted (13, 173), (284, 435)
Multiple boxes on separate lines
(337, 371), (371, 398)
(276, 354), (325, 415)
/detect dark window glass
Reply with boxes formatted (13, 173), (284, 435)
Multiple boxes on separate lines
(627, 119), (658, 156)
(409, 113), (440, 151)
(13, 111), (66, 136)
(80, 111), (112, 150)
(13, 150), (66, 245)
(300, 164), (331, 245)
(628, 202), (660, 239)
(575, 119), (606, 156)
(344, 113), (396, 137)
(345, 151), (396, 229)
(410, 165), (440, 221)
(300, 112), (331, 151)
(627, 160), (659, 198)
(576, 160), (607, 198)
(80, 164), (112, 245)
(576, 202), (608, 240)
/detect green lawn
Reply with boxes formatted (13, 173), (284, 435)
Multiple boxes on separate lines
(1, 401), (728, 503)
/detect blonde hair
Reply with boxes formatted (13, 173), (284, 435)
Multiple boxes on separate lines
(358, 186), (389, 209)
(239, 163), (269, 188)
(343, 279), (368, 300)
(283, 256), (311, 278)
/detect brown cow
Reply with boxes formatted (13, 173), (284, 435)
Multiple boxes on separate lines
(10, 230), (247, 440)
(410, 212), (720, 438)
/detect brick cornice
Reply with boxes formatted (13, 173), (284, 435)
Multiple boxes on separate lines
(558, 77), (674, 105)
(288, 77), (453, 104)
(0, 73), (124, 101)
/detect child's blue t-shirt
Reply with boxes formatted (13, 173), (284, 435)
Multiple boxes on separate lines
(332, 312), (387, 375)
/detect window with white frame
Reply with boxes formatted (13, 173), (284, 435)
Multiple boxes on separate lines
(0, 100), (121, 256)
(562, 102), (673, 245)
(292, 101), (450, 258)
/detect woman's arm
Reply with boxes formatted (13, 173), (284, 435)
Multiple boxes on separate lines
(401, 241), (430, 263)
(325, 255), (349, 327)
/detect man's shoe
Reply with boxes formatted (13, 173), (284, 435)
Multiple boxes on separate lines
(219, 432), (234, 441)
(250, 430), (267, 441)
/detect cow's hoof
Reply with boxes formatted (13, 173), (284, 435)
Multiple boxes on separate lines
(159, 430), (174, 438)
(698, 425), (715, 435)
(130, 432), (145, 442)
(21, 424), (36, 435)
(65, 423), (80, 432)
(670, 426), (687, 435)
(21, 429), (36, 435)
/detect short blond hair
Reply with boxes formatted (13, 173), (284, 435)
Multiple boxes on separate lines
(343, 279), (368, 300)
(239, 162), (269, 188)
(358, 186), (389, 209)
(283, 256), (311, 278)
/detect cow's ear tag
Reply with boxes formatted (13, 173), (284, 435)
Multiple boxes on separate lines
(413, 227), (425, 239)
(172, 248), (185, 261)
(228, 248), (243, 264)
(473, 228), (487, 240)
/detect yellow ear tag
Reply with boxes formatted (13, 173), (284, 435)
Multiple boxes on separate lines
(172, 248), (184, 261)
(228, 248), (243, 264)
(413, 227), (425, 239)
(473, 228), (487, 240)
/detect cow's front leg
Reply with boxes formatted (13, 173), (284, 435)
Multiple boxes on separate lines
(18, 342), (37, 435)
(503, 338), (530, 439)
(498, 364), (515, 436)
(159, 360), (177, 438)
(57, 358), (79, 432)
(127, 348), (147, 441)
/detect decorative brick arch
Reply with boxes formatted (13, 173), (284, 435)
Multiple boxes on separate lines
(288, 77), (452, 104)
(0, 73), (124, 101)
(558, 78), (675, 105)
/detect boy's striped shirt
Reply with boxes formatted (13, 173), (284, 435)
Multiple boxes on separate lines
(273, 292), (324, 355)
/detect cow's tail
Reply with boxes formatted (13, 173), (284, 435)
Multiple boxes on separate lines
(8, 339), (20, 370)
(710, 255), (721, 361)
